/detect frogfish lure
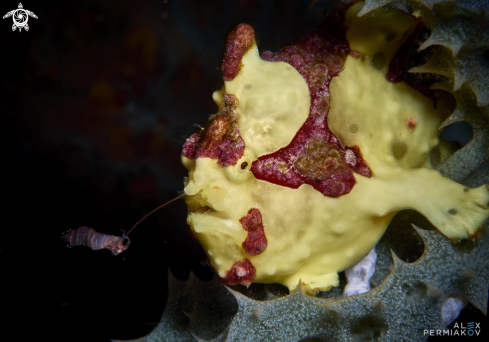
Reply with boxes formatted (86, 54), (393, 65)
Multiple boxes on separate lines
(62, 193), (185, 255)
(62, 226), (130, 255)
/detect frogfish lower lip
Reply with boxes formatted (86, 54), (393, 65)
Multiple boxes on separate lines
(195, 207), (232, 221)
(194, 206), (212, 215)
(188, 200), (232, 220)
(188, 205), (239, 237)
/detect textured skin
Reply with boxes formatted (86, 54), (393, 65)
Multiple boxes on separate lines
(251, 15), (372, 197)
(182, 94), (244, 167)
(222, 24), (256, 82)
(183, 2), (489, 293)
(221, 259), (256, 286)
(239, 208), (267, 256)
(124, 0), (489, 341)
(251, 13), (372, 198)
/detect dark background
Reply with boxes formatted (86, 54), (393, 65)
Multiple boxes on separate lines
(0, 1), (325, 341)
(0, 1), (487, 341)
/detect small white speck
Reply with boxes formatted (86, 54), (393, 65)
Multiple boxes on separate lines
(236, 266), (247, 277)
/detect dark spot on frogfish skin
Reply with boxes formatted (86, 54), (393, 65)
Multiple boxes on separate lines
(240, 208), (267, 255)
(349, 50), (360, 59)
(220, 259), (256, 286)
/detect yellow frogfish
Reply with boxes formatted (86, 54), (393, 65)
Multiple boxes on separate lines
(181, 3), (489, 294)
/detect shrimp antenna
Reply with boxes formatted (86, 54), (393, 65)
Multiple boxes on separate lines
(124, 193), (186, 237)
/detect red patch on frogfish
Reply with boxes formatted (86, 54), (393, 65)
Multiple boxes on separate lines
(250, 12), (372, 198)
(406, 117), (418, 132)
(344, 146), (372, 178)
(349, 50), (360, 59)
(182, 94), (244, 166)
(222, 24), (255, 81)
(220, 259), (256, 286)
(240, 208), (267, 255)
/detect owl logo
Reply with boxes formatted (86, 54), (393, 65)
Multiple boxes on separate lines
(3, 3), (38, 32)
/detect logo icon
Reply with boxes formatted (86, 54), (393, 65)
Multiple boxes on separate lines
(467, 322), (475, 336)
(3, 3), (38, 32)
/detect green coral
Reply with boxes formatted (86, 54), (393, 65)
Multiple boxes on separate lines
(118, 225), (489, 341)
(120, 271), (237, 342)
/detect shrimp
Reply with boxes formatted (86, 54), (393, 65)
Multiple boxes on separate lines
(62, 193), (185, 255)
(62, 226), (130, 255)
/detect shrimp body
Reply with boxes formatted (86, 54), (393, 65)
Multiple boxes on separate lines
(62, 226), (130, 255)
